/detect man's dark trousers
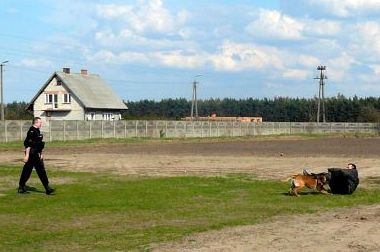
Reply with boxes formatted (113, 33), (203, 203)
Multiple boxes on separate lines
(19, 151), (49, 188)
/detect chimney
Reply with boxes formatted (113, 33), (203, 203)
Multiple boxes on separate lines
(63, 67), (70, 74)
(80, 69), (88, 75)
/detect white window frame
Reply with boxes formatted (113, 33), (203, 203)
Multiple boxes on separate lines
(88, 112), (96, 121)
(45, 94), (58, 107)
(102, 113), (113, 121)
(53, 94), (58, 108)
(45, 94), (52, 104)
(63, 93), (71, 104)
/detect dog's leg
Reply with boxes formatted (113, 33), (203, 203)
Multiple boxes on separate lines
(317, 184), (330, 195)
(293, 187), (300, 197)
(289, 188), (294, 196)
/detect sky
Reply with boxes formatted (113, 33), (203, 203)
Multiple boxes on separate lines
(1, 0), (380, 103)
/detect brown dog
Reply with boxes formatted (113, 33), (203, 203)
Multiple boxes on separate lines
(288, 173), (329, 196)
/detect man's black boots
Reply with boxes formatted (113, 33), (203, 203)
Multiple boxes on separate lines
(17, 185), (28, 194)
(44, 185), (55, 195)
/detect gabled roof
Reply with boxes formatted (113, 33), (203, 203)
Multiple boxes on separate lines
(28, 71), (128, 110)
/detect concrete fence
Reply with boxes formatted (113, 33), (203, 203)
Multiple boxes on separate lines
(0, 120), (379, 142)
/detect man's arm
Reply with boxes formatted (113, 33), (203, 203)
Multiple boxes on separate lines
(23, 147), (30, 163)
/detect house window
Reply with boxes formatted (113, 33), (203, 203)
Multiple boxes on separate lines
(45, 94), (51, 104)
(103, 113), (113, 121)
(57, 80), (62, 86)
(54, 94), (58, 108)
(88, 112), (96, 120)
(63, 93), (71, 103)
(45, 94), (58, 108)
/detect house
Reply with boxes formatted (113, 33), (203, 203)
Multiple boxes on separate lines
(27, 68), (128, 121)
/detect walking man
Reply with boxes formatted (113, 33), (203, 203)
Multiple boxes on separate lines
(18, 117), (55, 195)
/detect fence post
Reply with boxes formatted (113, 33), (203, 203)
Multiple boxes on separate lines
(184, 122), (187, 138)
(20, 121), (23, 141)
(49, 121), (52, 141)
(76, 120), (79, 140)
(124, 120), (127, 138)
(165, 121), (168, 137)
(174, 121), (177, 137)
(145, 121), (148, 137)
(101, 120), (104, 138)
(113, 121), (116, 138)
(201, 122), (203, 138)
(209, 122), (212, 137)
(89, 121), (92, 139)
(134, 121), (137, 137)
(5, 121), (8, 142)
(63, 120), (66, 141)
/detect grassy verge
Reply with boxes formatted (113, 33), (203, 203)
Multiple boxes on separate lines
(1, 132), (378, 150)
(1, 165), (380, 251)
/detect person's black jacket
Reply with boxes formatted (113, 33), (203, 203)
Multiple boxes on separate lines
(24, 126), (45, 153)
(328, 168), (359, 194)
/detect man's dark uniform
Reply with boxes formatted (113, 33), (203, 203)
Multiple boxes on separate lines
(328, 168), (359, 194)
(18, 126), (53, 194)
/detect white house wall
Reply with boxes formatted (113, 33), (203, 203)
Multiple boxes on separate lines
(33, 77), (85, 121)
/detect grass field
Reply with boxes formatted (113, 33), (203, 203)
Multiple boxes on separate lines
(1, 165), (380, 251)
(1, 132), (377, 150)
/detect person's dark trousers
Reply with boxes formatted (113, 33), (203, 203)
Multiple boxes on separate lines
(19, 152), (50, 190)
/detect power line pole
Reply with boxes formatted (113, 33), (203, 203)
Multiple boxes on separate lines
(190, 80), (197, 120)
(190, 75), (202, 120)
(0, 61), (9, 121)
(314, 65), (327, 123)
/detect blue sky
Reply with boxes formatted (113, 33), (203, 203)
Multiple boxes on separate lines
(1, 0), (380, 102)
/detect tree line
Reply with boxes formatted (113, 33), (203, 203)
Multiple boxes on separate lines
(3, 95), (380, 122)
(123, 95), (380, 122)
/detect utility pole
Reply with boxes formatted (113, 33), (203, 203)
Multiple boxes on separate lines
(314, 65), (327, 123)
(190, 74), (202, 120)
(0, 60), (9, 121)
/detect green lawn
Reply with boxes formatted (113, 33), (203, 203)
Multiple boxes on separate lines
(1, 165), (380, 251)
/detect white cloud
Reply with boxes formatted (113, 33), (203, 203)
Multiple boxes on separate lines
(19, 58), (53, 68)
(246, 9), (341, 40)
(326, 53), (357, 81)
(297, 55), (321, 68)
(307, 0), (380, 17)
(349, 21), (380, 61)
(303, 19), (341, 36)
(246, 9), (304, 40)
(88, 49), (205, 68)
(155, 50), (206, 68)
(370, 64), (380, 75)
(96, 0), (189, 35)
(282, 69), (309, 80)
(94, 28), (197, 51)
(211, 41), (284, 71)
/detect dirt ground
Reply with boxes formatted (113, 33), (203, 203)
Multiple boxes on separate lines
(1, 136), (380, 251)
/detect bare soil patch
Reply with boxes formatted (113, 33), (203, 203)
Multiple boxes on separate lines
(152, 204), (380, 252)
